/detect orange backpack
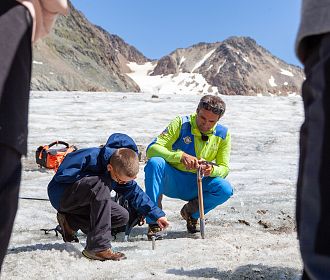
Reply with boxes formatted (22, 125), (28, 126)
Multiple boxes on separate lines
(35, 141), (77, 172)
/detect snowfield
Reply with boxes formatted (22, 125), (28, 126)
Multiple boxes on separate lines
(2, 91), (304, 280)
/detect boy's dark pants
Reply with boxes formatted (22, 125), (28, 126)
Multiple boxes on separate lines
(59, 176), (129, 252)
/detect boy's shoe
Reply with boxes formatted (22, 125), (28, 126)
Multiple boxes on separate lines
(147, 224), (163, 240)
(180, 204), (200, 234)
(82, 248), (126, 261)
(57, 212), (79, 243)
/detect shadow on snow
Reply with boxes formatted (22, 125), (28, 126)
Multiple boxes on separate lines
(167, 264), (302, 279)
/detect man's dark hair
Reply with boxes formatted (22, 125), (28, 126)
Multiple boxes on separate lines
(109, 148), (139, 177)
(197, 95), (226, 117)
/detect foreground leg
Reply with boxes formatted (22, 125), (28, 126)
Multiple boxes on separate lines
(0, 1), (33, 272)
(0, 145), (21, 272)
(297, 33), (330, 279)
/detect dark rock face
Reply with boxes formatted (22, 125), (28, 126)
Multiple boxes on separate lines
(31, 1), (148, 92)
(150, 37), (304, 96)
(105, 33), (149, 65)
(151, 55), (178, 75)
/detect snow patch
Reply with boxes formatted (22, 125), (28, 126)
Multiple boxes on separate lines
(269, 76), (277, 87)
(179, 56), (186, 66)
(217, 59), (226, 74)
(191, 48), (216, 73)
(288, 92), (298, 96)
(127, 62), (218, 95)
(280, 68), (294, 77)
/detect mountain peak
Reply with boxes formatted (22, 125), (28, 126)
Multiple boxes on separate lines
(145, 36), (304, 96)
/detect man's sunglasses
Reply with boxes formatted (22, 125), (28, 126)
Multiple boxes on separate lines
(199, 101), (224, 116)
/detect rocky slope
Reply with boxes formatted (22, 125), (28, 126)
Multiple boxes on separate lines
(31, 1), (149, 92)
(149, 37), (304, 95)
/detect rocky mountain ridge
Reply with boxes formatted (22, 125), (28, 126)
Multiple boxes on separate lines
(150, 37), (304, 95)
(32, 2), (304, 96)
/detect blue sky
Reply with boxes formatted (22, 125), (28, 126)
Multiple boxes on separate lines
(71, 0), (302, 66)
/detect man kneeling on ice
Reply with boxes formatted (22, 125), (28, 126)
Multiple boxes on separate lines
(48, 133), (169, 261)
(145, 95), (233, 239)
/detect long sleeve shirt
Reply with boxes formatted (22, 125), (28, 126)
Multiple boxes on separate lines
(147, 113), (231, 178)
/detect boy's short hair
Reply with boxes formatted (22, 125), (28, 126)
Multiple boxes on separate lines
(109, 148), (139, 177)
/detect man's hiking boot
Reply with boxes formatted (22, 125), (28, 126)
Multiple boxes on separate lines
(147, 224), (163, 240)
(82, 248), (126, 261)
(180, 203), (200, 234)
(57, 212), (79, 243)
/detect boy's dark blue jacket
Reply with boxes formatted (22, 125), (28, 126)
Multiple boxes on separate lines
(47, 133), (165, 221)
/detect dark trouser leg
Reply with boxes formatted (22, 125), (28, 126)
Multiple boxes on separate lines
(297, 33), (330, 279)
(59, 176), (129, 252)
(0, 145), (21, 272)
(0, 1), (32, 272)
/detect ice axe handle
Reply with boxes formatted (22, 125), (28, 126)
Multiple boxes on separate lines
(197, 167), (205, 239)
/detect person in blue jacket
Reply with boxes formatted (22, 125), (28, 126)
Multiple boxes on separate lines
(48, 133), (169, 261)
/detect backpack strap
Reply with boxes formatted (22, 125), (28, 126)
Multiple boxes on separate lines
(48, 141), (70, 148)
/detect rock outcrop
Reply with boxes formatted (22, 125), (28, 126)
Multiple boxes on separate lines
(32, 1), (149, 92)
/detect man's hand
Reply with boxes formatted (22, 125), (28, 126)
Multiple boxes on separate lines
(181, 152), (199, 170)
(198, 161), (213, 176)
(157, 216), (169, 229)
(198, 159), (216, 176)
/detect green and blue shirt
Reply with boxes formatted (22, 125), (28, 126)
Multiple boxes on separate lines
(147, 113), (231, 178)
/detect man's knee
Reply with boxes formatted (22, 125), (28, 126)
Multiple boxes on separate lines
(221, 180), (233, 199)
(213, 178), (233, 199)
(145, 157), (166, 173)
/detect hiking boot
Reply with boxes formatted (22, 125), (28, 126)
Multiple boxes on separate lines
(147, 224), (163, 240)
(82, 248), (126, 261)
(57, 212), (79, 243)
(180, 203), (200, 234)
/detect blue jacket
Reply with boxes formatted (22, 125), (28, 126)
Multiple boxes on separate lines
(47, 133), (165, 221)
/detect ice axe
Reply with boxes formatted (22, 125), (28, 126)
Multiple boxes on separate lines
(197, 161), (219, 239)
(197, 166), (205, 239)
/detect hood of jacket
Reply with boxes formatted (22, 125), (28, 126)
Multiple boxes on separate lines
(99, 133), (139, 168)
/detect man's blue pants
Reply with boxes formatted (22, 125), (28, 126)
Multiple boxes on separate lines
(144, 157), (233, 224)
